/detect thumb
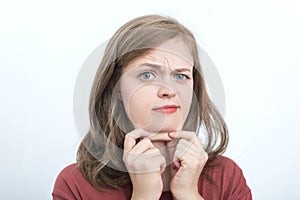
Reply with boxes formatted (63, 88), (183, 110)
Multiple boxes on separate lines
(166, 132), (178, 176)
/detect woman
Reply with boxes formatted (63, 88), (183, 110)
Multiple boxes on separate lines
(52, 14), (252, 199)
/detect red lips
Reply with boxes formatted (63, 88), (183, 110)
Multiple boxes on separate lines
(153, 105), (180, 114)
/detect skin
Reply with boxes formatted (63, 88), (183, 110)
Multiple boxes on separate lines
(120, 38), (208, 200)
(119, 38), (194, 133)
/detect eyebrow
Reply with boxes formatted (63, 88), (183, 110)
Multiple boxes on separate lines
(138, 63), (192, 72)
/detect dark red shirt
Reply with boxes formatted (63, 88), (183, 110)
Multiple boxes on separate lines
(52, 156), (251, 199)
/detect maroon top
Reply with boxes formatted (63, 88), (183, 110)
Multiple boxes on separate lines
(52, 156), (252, 199)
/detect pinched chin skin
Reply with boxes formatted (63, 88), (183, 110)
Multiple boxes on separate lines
(134, 124), (182, 136)
(148, 132), (173, 142)
(132, 109), (184, 134)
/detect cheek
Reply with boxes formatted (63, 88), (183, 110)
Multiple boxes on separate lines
(128, 87), (154, 111)
(120, 79), (194, 132)
(178, 84), (194, 117)
(121, 85), (157, 126)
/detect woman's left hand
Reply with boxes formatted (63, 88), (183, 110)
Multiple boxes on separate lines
(167, 131), (208, 200)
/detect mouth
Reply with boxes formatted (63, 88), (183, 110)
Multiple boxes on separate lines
(152, 105), (180, 114)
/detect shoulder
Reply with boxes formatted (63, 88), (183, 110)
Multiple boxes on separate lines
(53, 163), (85, 190)
(211, 155), (242, 170)
(199, 155), (252, 199)
(52, 163), (83, 199)
(52, 163), (132, 200)
(55, 163), (80, 181)
(207, 155), (248, 178)
(209, 155), (249, 184)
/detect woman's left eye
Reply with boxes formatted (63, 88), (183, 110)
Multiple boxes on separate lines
(174, 74), (190, 80)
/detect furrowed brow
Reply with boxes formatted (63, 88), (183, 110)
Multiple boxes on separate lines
(174, 68), (191, 72)
(138, 63), (163, 69)
(138, 63), (191, 72)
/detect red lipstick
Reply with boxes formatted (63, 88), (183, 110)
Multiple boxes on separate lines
(153, 105), (179, 114)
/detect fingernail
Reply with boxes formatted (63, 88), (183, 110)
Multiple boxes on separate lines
(168, 131), (176, 137)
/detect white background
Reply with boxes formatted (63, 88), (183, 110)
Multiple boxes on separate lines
(1, 0), (299, 199)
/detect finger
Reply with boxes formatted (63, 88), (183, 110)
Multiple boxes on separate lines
(166, 138), (178, 173)
(144, 148), (166, 173)
(166, 138), (179, 160)
(124, 129), (149, 152)
(148, 132), (172, 141)
(168, 131), (201, 146)
(130, 137), (155, 154)
(173, 139), (190, 161)
(173, 139), (207, 165)
(175, 139), (196, 158)
(172, 141), (189, 170)
(128, 148), (166, 174)
(174, 137), (207, 159)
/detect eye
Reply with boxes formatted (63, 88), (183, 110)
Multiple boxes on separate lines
(139, 72), (156, 80)
(174, 73), (190, 80)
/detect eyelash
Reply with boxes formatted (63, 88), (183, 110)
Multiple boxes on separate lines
(138, 71), (157, 80)
(138, 71), (191, 81)
(173, 73), (191, 80)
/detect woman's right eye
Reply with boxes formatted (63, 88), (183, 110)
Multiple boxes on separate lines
(138, 72), (156, 80)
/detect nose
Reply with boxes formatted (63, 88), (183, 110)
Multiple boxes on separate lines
(158, 84), (176, 98)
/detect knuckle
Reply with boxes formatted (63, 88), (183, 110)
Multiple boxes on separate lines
(122, 153), (131, 163)
(191, 134), (198, 142)
(124, 133), (133, 140)
(202, 152), (208, 160)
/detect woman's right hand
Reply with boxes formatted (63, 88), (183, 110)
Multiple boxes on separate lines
(123, 129), (166, 200)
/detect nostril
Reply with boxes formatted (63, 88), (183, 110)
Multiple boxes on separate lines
(157, 83), (176, 98)
(159, 90), (176, 98)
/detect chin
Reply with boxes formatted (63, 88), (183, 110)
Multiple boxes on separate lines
(146, 124), (182, 133)
(133, 116), (184, 133)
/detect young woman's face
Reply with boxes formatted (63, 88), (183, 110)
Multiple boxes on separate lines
(120, 38), (194, 133)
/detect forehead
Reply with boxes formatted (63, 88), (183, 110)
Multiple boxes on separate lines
(124, 38), (194, 71)
(157, 37), (194, 65)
